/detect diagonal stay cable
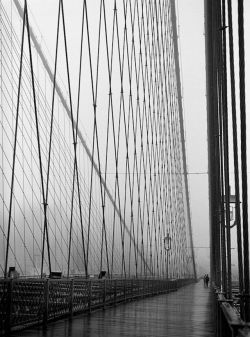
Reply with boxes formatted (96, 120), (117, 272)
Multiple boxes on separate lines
(59, 0), (88, 277)
(102, 0), (126, 277)
(13, 0), (151, 276)
(41, 0), (61, 277)
(83, 0), (110, 276)
(25, 0), (52, 275)
(169, 0), (196, 280)
(4, 0), (26, 278)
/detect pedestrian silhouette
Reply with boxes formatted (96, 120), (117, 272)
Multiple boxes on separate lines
(205, 274), (209, 287)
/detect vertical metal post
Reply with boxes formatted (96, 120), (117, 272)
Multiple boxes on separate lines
(103, 280), (106, 309)
(227, 0), (244, 302)
(124, 280), (126, 301)
(88, 281), (92, 313)
(5, 279), (13, 335)
(69, 279), (74, 318)
(166, 251), (169, 280)
(114, 279), (117, 305)
(43, 279), (49, 328)
(204, 0), (222, 288)
(221, 0), (232, 299)
(238, 0), (250, 321)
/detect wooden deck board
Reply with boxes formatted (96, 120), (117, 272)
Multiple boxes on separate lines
(11, 281), (215, 337)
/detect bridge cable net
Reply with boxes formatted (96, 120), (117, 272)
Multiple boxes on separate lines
(0, 0), (195, 279)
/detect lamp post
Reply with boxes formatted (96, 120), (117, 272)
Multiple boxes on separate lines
(223, 193), (242, 300)
(164, 233), (171, 279)
(223, 193), (238, 228)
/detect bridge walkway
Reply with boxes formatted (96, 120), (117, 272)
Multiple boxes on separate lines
(11, 280), (215, 337)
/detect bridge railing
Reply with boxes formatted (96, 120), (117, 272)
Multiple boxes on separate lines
(214, 290), (250, 337)
(0, 277), (194, 334)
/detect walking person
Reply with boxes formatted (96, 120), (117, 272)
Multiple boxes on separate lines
(205, 274), (209, 287)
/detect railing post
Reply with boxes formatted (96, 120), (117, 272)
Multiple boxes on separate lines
(103, 280), (106, 309)
(131, 279), (133, 299)
(69, 278), (74, 319)
(124, 280), (126, 302)
(43, 279), (49, 328)
(5, 279), (13, 335)
(88, 281), (92, 313)
(114, 279), (117, 305)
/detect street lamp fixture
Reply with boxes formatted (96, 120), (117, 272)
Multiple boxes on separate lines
(164, 233), (171, 251)
(164, 233), (171, 280)
(224, 194), (240, 229)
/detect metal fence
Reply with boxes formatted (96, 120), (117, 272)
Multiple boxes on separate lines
(214, 290), (250, 337)
(0, 277), (194, 334)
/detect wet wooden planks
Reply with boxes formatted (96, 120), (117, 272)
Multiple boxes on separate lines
(11, 281), (215, 337)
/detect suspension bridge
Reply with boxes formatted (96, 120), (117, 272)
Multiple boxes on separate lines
(0, 0), (249, 336)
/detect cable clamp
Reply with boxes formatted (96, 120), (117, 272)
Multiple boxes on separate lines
(219, 26), (228, 31)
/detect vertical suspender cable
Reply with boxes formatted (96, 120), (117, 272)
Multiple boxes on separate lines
(238, 0), (249, 321)
(227, 0), (243, 297)
(204, 0), (222, 287)
(217, 0), (227, 293)
(221, 0), (232, 298)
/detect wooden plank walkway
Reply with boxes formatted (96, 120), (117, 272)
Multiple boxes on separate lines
(11, 280), (215, 337)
